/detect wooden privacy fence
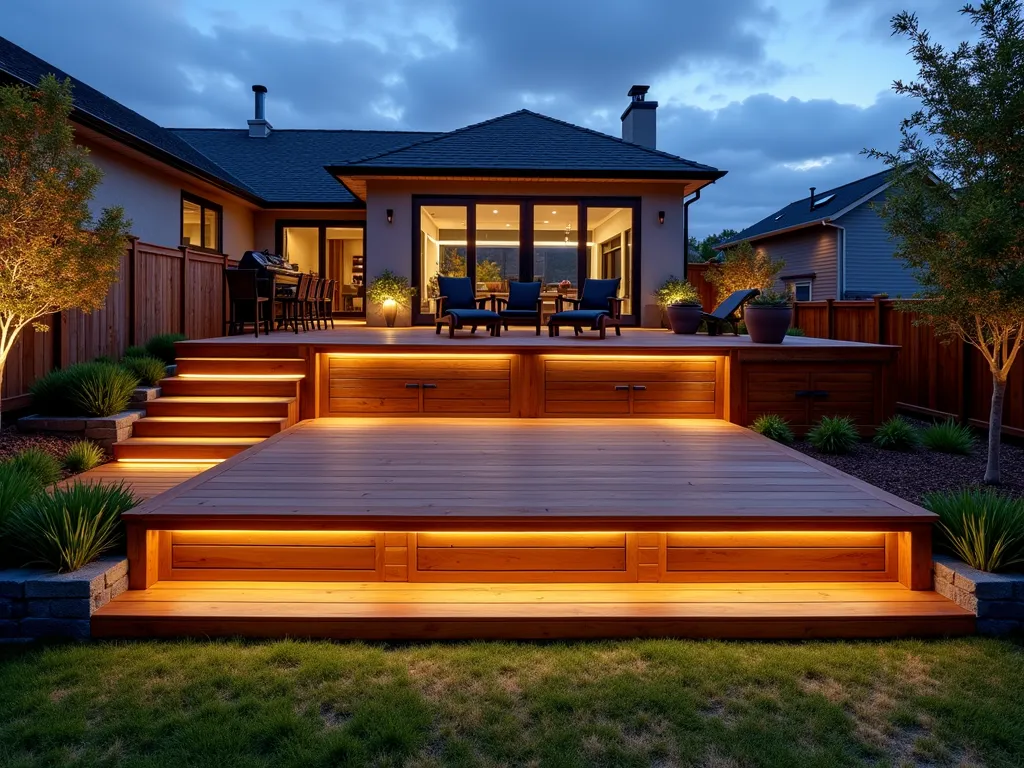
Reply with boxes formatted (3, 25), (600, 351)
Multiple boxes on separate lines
(1, 239), (230, 412)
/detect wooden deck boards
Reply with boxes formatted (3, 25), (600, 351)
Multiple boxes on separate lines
(91, 580), (974, 640)
(124, 418), (934, 530)
(58, 461), (213, 500)
(179, 325), (891, 352)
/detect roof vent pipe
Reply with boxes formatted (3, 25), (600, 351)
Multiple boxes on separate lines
(248, 85), (272, 138)
(809, 187), (816, 211)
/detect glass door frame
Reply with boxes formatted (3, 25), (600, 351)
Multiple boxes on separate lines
(411, 195), (641, 326)
(275, 219), (367, 319)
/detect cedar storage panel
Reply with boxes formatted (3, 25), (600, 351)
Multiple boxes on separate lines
(543, 358), (722, 417)
(325, 356), (512, 416)
(742, 362), (884, 434)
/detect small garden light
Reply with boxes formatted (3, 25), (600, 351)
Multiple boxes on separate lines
(386, 208), (394, 224)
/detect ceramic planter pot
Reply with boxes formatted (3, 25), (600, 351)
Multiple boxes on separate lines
(666, 303), (703, 334)
(745, 305), (792, 343)
(382, 299), (399, 328)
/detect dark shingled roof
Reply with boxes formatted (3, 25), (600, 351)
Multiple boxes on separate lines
(330, 110), (724, 179)
(171, 129), (439, 205)
(717, 168), (893, 248)
(0, 35), (257, 199)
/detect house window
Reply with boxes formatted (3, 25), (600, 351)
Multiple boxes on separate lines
(181, 193), (222, 252)
(791, 280), (812, 302)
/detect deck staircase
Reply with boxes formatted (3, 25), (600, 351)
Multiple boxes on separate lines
(113, 350), (305, 462)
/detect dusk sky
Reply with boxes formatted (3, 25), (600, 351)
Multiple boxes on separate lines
(2, 0), (974, 238)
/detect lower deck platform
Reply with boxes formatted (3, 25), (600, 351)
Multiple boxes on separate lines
(95, 418), (972, 639)
(92, 580), (973, 640)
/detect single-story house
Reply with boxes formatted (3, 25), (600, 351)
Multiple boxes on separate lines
(0, 37), (726, 327)
(715, 169), (920, 301)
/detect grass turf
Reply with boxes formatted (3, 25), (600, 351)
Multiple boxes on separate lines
(0, 638), (1022, 767)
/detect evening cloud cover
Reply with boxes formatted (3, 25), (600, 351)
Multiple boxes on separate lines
(1, 0), (974, 237)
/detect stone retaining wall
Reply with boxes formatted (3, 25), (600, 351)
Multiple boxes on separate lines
(0, 558), (128, 641)
(18, 410), (144, 450)
(933, 554), (1024, 636)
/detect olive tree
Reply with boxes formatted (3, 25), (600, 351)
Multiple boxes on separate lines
(0, 75), (130, 422)
(867, 0), (1024, 484)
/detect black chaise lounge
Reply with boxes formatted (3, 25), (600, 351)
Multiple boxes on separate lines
(495, 281), (543, 335)
(702, 288), (760, 336)
(547, 278), (624, 339)
(434, 276), (503, 338)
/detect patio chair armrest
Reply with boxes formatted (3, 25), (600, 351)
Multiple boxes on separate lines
(433, 296), (449, 318)
(475, 297), (491, 309)
(607, 296), (625, 318)
(494, 297), (509, 310)
(556, 296), (580, 312)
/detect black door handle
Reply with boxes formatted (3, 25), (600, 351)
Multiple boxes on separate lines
(405, 382), (421, 389)
(422, 383), (438, 389)
(614, 385), (630, 391)
(632, 385), (647, 392)
(795, 389), (829, 398)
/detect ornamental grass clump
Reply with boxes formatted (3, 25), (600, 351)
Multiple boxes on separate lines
(144, 333), (187, 365)
(921, 419), (976, 455)
(121, 354), (168, 387)
(122, 345), (148, 359)
(807, 415), (859, 454)
(0, 463), (44, 567)
(923, 488), (1024, 573)
(872, 415), (921, 451)
(750, 414), (794, 445)
(70, 362), (138, 417)
(62, 440), (106, 474)
(6, 481), (138, 573)
(4, 447), (62, 486)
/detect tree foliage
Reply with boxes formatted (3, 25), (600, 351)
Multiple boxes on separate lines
(867, 0), (1024, 484)
(0, 75), (130, 416)
(704, 241), (784, 298)
(688, 228), (739, 262)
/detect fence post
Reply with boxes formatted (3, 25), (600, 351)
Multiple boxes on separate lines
(825, 299), (835, 340)
(179, 246), (190, 337)
(872, 294), (886, 344)
(127, 237), (139, 347)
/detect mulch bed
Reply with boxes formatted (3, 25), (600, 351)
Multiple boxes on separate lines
(0, 425), (108, 480)
(792, 418), (1024, 504)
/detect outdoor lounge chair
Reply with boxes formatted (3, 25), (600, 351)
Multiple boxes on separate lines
(495, 281), (543, 335)
(547, 277), (623, 340)
(702, 288), (760, 336)
(434, 275), (503, 338)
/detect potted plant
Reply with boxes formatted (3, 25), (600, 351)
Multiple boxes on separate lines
(557, 279), (573, 295)
(366, 269), (416, 327)
(744, 289), (793, 343)
(655, 276), (703, 333)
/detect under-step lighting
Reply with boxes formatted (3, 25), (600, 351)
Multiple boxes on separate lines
(116, 459), (225, 466)
(177, 374), (304, 380)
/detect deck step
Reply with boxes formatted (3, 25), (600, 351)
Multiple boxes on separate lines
(145, 396), (296, 419)
(113, 437), (262, 461)
(158, 376), (302, 398)
(175, 357), (306, 377)
(132, 417), (288, 438)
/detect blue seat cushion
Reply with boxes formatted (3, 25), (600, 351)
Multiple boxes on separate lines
(437, 276), (477, 309)
(549, 309), (609, 329)
(505, 281), (542, 310)
(498, 309), (539, 318)
(578, 278), (621, 311)
(444, 308), (501, 326)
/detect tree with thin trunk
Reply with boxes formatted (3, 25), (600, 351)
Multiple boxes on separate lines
(868, 1), (1024, 484)
(0, 75), (130, 425)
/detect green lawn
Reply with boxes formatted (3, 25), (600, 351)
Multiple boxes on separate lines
(1, 638), (1022, 768)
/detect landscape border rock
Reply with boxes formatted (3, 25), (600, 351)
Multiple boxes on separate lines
(0, 557), (127, 641)
(933, 554), (1024, 636)
(18, 409), (144, 450)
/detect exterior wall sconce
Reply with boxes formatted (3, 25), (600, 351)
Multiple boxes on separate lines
(386, 208), (394, 224)
(658, 210), (665, 225)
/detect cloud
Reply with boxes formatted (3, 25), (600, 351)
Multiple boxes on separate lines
(1, 0), (922, 237)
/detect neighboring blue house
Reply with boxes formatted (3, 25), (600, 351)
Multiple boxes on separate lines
(715, 169), (920, 301)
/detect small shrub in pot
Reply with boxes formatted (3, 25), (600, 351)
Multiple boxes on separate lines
(656, 278), (703, 334)
(744, 290), (792, 343)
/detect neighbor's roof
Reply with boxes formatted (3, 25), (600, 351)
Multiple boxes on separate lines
(171, 128), (439, 206)
(329, 110), (726, 180)
(0, 35), (259, 201)
(716, 168), (893, 248)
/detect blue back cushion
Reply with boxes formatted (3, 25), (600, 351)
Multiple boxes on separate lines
(437, 276), (475, 309)
(579, 278), (621, 311)
(506, 281), (541, 311)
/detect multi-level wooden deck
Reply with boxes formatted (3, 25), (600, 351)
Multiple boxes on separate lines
(93, 418), (973, 640)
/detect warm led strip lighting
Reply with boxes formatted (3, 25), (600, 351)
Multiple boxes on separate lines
(177, 374), (304, 380)
(116, 459), (225, 465)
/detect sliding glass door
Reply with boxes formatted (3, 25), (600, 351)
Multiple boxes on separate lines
(414, 197), (639, 325)
(277, 221), (366, 318)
